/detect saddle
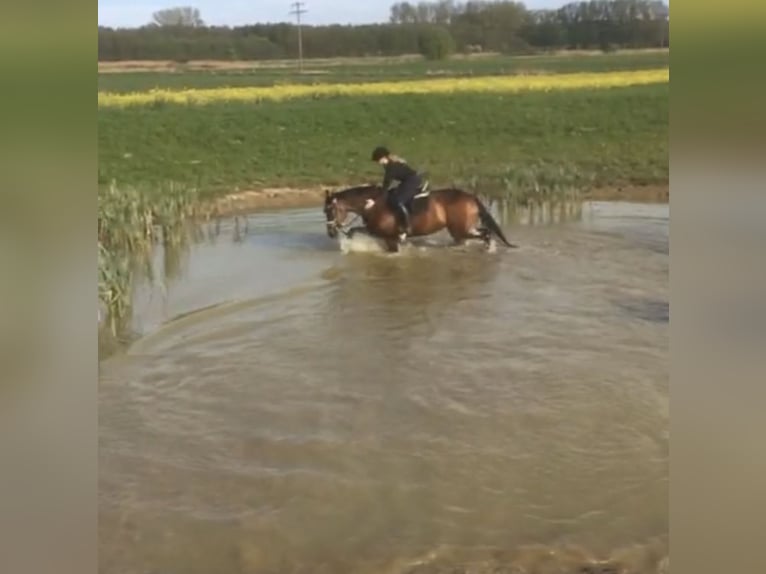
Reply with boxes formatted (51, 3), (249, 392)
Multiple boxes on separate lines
(404, 175), (431, 216)
(414, 174), (430, 198)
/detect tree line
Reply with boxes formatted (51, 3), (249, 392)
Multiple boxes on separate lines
(98, 0), (669, 62)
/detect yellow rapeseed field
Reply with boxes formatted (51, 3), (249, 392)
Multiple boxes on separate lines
(98, 68), (669, 108)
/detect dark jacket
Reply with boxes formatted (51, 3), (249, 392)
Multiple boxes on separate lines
(382, 159), (418, 191)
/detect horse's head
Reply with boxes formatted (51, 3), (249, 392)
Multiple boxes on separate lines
(323, 185), (383, 238)
(323, 189), (347, 239)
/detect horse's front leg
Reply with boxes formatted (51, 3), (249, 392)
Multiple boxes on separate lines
(384, 238), (400, 253)
(346, 226), (367, 238)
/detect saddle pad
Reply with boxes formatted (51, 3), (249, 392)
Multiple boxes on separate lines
(407, 193), (431, 217)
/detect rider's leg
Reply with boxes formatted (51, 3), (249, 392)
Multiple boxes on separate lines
(396, 202), (410, 235)
(387, 188), (409, 237)
(394, 178), (420, 236)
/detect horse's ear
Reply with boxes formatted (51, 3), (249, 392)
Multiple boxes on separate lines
(324, 189), (330, 199)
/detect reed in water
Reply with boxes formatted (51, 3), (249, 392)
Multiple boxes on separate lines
(98, 181), (214, 354)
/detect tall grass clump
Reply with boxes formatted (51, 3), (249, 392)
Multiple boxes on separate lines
(451, 161), (591, 226)
(498, 161), (593, 205)
(98, 181), (208, 351)
(456, 161), (591, 205)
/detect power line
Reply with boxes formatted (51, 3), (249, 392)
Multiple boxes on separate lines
(289, 1), (307, 72)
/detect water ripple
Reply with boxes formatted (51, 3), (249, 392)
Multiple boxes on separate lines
(100, 201), (668, 574)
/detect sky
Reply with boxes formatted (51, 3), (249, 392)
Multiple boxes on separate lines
(98, 0), (569, 28)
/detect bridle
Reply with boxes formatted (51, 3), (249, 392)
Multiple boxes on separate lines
(325, 196), (361, 238)
(325, 187), (381, 238)
(326, 201), (362, 237)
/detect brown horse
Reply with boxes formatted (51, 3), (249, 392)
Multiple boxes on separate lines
(323, 184), (517, 252)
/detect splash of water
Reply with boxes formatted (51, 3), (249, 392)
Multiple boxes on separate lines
(338, 232), (387, 254)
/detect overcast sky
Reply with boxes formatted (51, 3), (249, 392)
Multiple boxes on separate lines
(98, 0), (571, 28)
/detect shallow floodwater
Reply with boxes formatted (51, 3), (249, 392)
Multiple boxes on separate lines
(99, 201), (668, 573)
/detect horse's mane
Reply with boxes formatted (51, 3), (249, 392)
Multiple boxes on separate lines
(327, 184), (383, 202)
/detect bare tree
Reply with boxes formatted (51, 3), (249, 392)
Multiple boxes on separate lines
(151, 6), (204, 27)
(390, 2), (419, 24)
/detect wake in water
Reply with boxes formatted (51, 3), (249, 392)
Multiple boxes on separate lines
(336, 231), (497, 255)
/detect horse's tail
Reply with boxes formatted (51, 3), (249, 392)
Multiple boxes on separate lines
(475, 196), (517, 248)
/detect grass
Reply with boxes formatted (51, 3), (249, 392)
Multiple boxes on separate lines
(98, 50), (669, 93)
(98, 82), (668, 195)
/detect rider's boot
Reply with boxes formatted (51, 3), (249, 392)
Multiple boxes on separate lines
(396, 203), (411, 242)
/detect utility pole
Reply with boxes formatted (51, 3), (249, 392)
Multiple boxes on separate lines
(289, 1), (307, 72)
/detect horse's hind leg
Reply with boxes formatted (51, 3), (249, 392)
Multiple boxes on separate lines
(446, 206), (484, 246)
(449, 231), (477, 246)
(384, 238), (400, 253)
(448, 221), (484, 247)
(478, 227), (494, 250)
(458, 221), (496, 250)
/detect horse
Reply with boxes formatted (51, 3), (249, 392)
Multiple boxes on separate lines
(323, 183), (517, 252)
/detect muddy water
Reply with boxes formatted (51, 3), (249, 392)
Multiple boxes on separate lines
(99, 201), (668, 574)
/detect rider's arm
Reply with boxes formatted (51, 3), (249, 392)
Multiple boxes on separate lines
(382, 163), (393, 191)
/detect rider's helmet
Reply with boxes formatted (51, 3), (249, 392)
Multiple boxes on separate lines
(371, 146), (390, 161)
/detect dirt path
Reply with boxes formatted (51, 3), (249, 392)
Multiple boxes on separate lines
(208, 187), (329, 216)
(207, 184), (668, 218)
(583, 184), (668, 203)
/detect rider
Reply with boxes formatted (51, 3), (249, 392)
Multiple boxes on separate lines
(371, 146), (423, 241)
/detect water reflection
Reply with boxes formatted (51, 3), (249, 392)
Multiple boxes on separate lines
(328, 250), (501, 328)
(492, 199), (584, 226)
